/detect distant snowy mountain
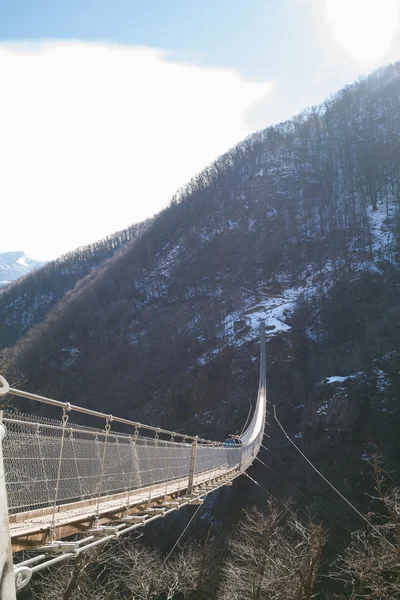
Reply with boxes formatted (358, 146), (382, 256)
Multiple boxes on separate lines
(0, 252), (44, 287)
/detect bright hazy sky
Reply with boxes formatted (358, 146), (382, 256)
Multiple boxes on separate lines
(1, 0), (400, 260)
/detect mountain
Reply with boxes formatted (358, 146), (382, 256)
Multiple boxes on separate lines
(0, 251), (44, 287)
(2, 60), (400, 510)
(0, 221), (148, 350)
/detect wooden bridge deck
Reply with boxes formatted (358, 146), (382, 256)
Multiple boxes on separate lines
(10, 464), (237, 551)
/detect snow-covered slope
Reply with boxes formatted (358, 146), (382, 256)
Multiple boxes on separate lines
(0, 252), (44, 287)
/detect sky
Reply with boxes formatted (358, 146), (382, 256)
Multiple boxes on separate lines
(1, 0), (400, 260)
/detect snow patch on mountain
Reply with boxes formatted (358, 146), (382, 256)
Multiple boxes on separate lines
(0, 252), (45, 287)
(224, 288), (298, 344)
(323, 373), (364, 385)
(370, 201), (395, 259)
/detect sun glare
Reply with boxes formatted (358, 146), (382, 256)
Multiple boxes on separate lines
(325, 0), (399, 63)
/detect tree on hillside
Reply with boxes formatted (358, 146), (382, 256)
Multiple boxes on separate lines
(31, 538), (204, 600)
(31, 548), (115, 600)
(218, 499), (325, 600)
(329, 456), (400, 599)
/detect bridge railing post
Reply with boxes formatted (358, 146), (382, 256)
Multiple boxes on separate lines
(238, 444), (243, 471)
(187, 436), (198, 495)
(0, 377), (17, 600)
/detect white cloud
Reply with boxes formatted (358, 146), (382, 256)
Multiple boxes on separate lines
(0, 41), (273, 260)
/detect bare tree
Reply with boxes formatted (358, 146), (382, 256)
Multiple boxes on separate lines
(164, 542), (202, 599)
(30, 536), (204, 600)
(107, 540), (165, 600)
(31, 548), (117, 600)
(218, 499), (325, 600)
(330, 457), (400, 599)
(330, 524), (400, 600)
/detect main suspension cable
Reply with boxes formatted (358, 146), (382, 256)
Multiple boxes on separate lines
(255, 456), (354, 538)
(272, 405), (396, 551)
(164, 503), (203, 562)
(260, 442), (357, 517)
(244, 472), (344, 556)
(262, 427), (369, 521)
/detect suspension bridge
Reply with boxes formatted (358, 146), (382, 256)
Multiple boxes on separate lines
(0, 323), (266, 598)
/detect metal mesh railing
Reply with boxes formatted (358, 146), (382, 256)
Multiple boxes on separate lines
(2, 411), (241, 516)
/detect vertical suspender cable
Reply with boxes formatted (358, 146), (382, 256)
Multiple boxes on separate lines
(95, 415), (111, 521)
(50, 406), (70, 540)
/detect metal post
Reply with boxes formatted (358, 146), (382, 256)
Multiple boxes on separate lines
(50, 407), (69, 540)
(0, 375), (17, 600)
(187, 437), (198, 495)
(133, 424), (141, 489)
(95, 416), (111, 521)
(238, 445), (243, 471)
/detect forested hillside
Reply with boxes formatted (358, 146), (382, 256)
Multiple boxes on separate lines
(0, 220), (147, 349)
(3, 60), (400, 549)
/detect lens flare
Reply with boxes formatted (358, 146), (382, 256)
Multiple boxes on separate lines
(325, 0), (399, 63)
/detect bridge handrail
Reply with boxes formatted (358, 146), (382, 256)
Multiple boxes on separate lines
(240, 321), (266, 446)
(1, 413), (223, 447)
(2, 321), (266, 448)
(5, 386), (210, 443)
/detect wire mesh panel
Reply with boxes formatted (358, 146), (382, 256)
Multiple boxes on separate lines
(4, 418), (54, 513)
(2, 412), (247, 516)
(196, 443), (234, 475)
